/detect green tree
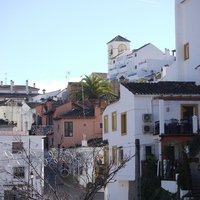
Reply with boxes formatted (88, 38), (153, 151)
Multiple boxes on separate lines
(188, 135), (200, 158)
(69, 74), (116, 106)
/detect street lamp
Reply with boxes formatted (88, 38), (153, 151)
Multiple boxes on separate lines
(30, 171), (34, 197)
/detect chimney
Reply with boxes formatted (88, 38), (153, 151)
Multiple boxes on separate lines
(26, 80), (29, 94)
(1, 81), (3, 86)
(33, 83), (36, 88)
(42, 89), (46, 94)
(10, 80), (13, 94)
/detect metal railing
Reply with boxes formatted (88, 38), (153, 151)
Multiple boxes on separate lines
(30, 125), (53, 135)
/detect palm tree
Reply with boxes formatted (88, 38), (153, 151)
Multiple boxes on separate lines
(69, 74), (116, 107)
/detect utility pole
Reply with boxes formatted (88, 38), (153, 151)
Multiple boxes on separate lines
(135, 139), (141, 200)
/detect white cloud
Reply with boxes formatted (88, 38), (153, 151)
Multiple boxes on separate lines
(30, 77), (82, 93)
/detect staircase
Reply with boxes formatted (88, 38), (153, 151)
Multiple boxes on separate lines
(190, 163), (200, 198)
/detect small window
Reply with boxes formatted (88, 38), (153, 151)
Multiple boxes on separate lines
(135, 53), (137, 57)
(99, 122), (103, 129)
(12, 142), (23, 154)
(112, 111), (117, 131)
(104, 146), (109, 167)
(110, 49), (113, 55)
(112, 146), (117, 165)
(135, 65), (137, 69)
(113, 60), (115, 64)
(145, 146), (152, 158)
(13, 166), (25, 179)
(104, 115), (108, 134)
(121, 113), (127, 135)
(184, 43), (189, 60)
(57, 124), (60, 133)
(24, 121), (28, 131)
(118, 147), (124, 164)
(64, 121), (73, 137)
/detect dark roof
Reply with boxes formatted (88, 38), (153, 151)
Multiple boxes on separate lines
(132, 43), (150, 53)
(107, 35), (131, 44)
(26, 102), (40, 108)
(0, 100), (7, 106)
(55, 108), (94, 119)
(121, 81), (200, 95)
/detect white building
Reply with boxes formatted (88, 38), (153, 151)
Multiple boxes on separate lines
(0, 80), (40, 101)
(103, 0), (200, 199)
(161, 0), (200, 85)
(0, 130), (44, 199)
(107, 35), (175, 82)
(103, 80), (200, 199)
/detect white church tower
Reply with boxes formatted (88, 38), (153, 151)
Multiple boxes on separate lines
(107, 35), (131, 61)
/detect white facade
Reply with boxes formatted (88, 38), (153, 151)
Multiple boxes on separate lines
(107, 36), (175, 82)
(0, 132), (44, 199)
(103, 85), (160, 200)
(161, 0), (200, 85)
(103, 82), (200, 199)
(0, 101), (22, 131)
(0, 101), (36, 132)
(21, 102), (36, 132)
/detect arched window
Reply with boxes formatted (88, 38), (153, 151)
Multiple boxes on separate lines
(109, 45), (113, 57)
(118, 44), (126, 54)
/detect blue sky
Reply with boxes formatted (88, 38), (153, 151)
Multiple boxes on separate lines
(0, 0), (175, 92)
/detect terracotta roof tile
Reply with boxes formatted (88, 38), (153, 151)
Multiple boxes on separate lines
(121, 81), (200, 95)
(58, 108), (94, 118)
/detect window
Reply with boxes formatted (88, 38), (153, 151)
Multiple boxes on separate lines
(13, 167), (25, 179)
(135, 53), (137, 57)
(57, 124), (60, 133)
(112, 146), (117, 165)
(184, 43), (189, 60)
(12, 142), (23, 154)
(121, 112), (127, 135)
(145, 146), (152, 158)
(104, 146), (109, 167)
(112, 111), (117, 131)
(118, 147), (124, 164)
(99, 122), (103, 129)
(118, 44), (126, 54)
(24, 121), (28, 131)
(109, 45), (113, 58)
(180, 104), (198, 133)
(135, 65), (137, 69)
(104, 115), (108, 134)
(64, 121), (73, 137)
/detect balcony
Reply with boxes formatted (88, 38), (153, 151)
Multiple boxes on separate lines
(154, 118), (197, 135)
(109, 67), (118, 76)
(30, 125), (53, 136)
